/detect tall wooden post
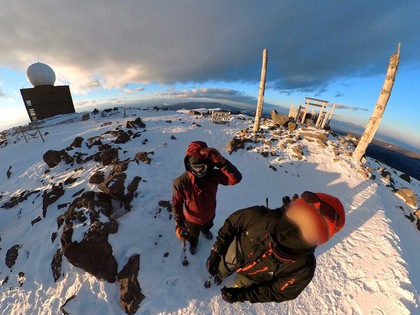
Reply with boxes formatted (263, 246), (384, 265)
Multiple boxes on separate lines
(253, 48), (268, 133)
(353, 43), (401, 162)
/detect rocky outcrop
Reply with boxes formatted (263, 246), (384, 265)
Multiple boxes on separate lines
(100, 148), (119, 166)
(43, 150), (75, 168)
(68, 136), (85, 149)
(118, 255), (145, 315)
(271, 110), (290, 126)
(42, 183), (65, 217)
(1, 189), (40, 209)
(126, 117), (146, 129)
(59, 192), (118, 283)
(89, 171), (105, 184)
(227, 137), (253, 154)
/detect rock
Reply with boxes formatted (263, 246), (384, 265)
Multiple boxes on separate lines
(6, 166), (12, 179)
(299, 131), (328, 142)
(135, 152), (151, 164)
(89, 171), (105, 184)
(72, 188), (85, 197)
(287, 122), (297, 132)
(5, 244), (22, 268)
(260, 151), (269, 158)
(188, 110), (201, 115)
(42, 183), (65, 217)
(1, 189), (40, 209)
(358, 170), (369, 179)
(271, 110), (289, 126)
(269, 165), (277, 172)
(291, 145), (304, 159)
(380, 170), (393, 182)
(158, 200), (171, 212)
(332, 158), (340, 163)
(59, 192), (118, 282)
(31, 216), (42, 226)
(18, 271), (25, 287)
(316, 139), (327, 148)
(115, 131), (131, 144)
(118, 255), (145, 315)
(399, 173), (411, 183)
(43, 150), (74, 168)
(51, 249), (63, 282)
(69, 136), (84, 148)
(60, 295), (77, 315)
(170, 135), (177, 140)
(395, 188), (418, 208)
(43, 150), (64, 168)
(64, 176), (78, 186)
(100, 148), (119, 166)
(126, 117), (146, 129)
(227, 137), (252, 154)
(99, 173), (142, 207)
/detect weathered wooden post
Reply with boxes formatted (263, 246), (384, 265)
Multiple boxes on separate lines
(253, 48), (268, 133)
(353, 43), (401, 162)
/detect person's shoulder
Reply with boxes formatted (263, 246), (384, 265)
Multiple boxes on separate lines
(173, 172), (190, 187)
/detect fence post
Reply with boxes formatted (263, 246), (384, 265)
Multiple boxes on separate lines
(253, 48), (268, 133)
(353, 43), (401, 162)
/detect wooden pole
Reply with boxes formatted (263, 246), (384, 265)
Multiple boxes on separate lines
(253, 48), (268, 133)
(353, 43), (401, 162)
(301, 98), (309, 124)
(316, 104), (325, 127)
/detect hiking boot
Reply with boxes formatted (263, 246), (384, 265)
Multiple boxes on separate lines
(203, 231), (213, 240)
(189, 244), (197, 255)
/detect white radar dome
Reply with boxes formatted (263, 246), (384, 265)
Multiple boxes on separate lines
(26, 62), (56, 86)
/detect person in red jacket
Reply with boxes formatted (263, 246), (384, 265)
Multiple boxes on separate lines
(172, 141), (242, 254)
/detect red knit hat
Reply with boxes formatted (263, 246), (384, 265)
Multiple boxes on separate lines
(295, 192), (345, 245)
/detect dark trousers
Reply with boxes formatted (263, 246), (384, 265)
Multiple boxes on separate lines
(185, 217), (214, 246)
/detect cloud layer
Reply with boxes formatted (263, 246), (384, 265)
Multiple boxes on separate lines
(1, 1), (419, 94)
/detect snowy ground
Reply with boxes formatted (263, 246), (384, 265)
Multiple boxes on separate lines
(0, 108), (419, 315)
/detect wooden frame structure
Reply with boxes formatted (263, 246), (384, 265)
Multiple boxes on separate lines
(289, 97), (336, 129)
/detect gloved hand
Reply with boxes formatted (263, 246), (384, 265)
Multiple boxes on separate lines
(176, 226), (190, 241)
(206, 250), (221, 276)
(221, 286), (247, 303)
(200, 148), (226, 166)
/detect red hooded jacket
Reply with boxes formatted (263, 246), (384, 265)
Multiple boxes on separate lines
(172, 141), (242, 226)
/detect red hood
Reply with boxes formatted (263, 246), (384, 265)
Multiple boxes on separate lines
(184, 141), (209, 170)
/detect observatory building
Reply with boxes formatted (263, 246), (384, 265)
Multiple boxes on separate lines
(20, 62), (75, 122)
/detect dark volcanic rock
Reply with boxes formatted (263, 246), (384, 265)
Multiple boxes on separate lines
(69, 136), (84, 149)
(100, 148), (119, 166)
(7, 166), (12, 179)
(115, 131), (131, 144)
(126, 117), (146, 129)
(5, 244), (22, 268)
(31, 216), (42, 226)
(1, 189), (40, 209)
(43, 150), (63, 168)
(43, 183), (65, 217)
(399, 173), (411, 183)
(89, 171), (106, 184)
(43, 150), (74, 168)
(118, 255), (145, 315)
(59, 192), (118, 283)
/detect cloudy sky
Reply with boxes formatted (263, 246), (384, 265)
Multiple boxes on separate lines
(0, 1), (419, 150)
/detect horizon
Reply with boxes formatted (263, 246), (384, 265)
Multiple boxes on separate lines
(1, 1), (419, 151)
